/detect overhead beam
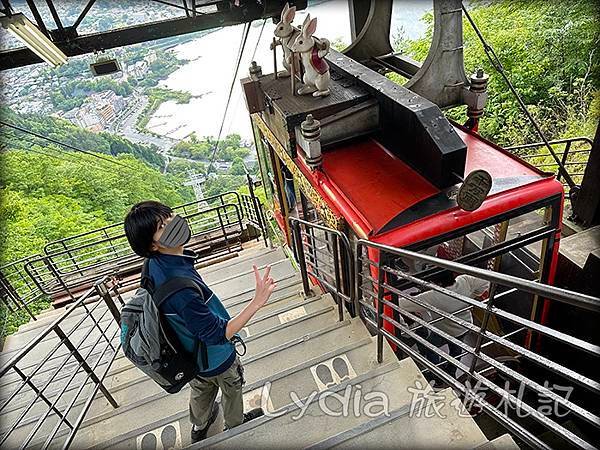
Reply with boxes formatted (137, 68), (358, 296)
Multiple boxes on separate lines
(0, 0), (307, 70)
(24, 0), (49, 37)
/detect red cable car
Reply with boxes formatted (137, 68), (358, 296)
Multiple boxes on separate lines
(243, 50), (563, 349)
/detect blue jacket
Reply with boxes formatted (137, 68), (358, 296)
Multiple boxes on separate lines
(147, 250), (236, 377)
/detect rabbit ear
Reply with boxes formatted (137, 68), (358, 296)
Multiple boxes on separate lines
(281, 3), (289, 21)
(301, 14), (311, 36)
(283, 4), (296, 24)
(301, 14), (311, 29)
(304, 17), (317, 38)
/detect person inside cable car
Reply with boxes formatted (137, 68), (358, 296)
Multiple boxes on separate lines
(397, 270), (489, 375)
(282, 165), (298, 217)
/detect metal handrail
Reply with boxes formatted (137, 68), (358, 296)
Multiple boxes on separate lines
(240, 193), (268, 245)
(289, 217), (356, 320)
(0, 276), (122, 450)
(23, 203), (245, 297)
(286, 213), (599, 449)
(509, 136), (593, 188)
(355, 239), (599, 450)
(506, 136), (593, 151)
(2, 190), (266, 314)
(358, 241), (600, 312)
(43, 192), (242, 255)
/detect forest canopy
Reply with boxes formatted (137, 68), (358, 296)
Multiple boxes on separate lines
(393, 0), (599, 146)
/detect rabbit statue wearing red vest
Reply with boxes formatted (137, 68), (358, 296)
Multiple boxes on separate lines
(290, 15), (331, 97)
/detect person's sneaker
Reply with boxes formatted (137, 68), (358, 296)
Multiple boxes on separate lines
(191, 402), (219, 443)
(243, 407), (264, 423)
(224, 408), (264, 432)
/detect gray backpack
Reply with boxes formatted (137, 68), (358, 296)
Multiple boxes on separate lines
(120, 265), (208, 394)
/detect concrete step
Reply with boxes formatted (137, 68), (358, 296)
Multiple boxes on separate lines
(220, 274), (305, 311)
(477, 434), (520, 449)
(193, 359), (426, 449)
(316, 387), (488, 449)
(242, 304), (340, 356)
(0, 293), (327, 415)
(75, 337), (393, 450)
(19, 318), (370, 449)
(227, 289), (309, 317)
(244, 295), (328, 338)
(206, 257), (296, 298)
(0, 280), (309, 405)
(199, 246), (285, 278)
(13, 246), (286, 336)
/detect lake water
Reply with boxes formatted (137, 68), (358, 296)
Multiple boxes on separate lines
(146, 0), (432, 142)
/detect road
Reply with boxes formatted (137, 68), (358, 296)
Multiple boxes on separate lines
(111, 91), (178, 150)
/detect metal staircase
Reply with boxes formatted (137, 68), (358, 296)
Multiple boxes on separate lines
(1, 242), (518, 449)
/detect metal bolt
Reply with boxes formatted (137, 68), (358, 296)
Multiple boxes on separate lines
(301, 114), (321, 141)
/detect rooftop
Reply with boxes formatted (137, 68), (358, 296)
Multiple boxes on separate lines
(297, 125), (563, 243)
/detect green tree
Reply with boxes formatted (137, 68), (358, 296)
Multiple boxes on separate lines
(0, 149), (194, 242)
(395, 0), (599, 146)
(1, 106), (166, 169)
(229, 157), (247, 176)
(167, 159), (206, 176)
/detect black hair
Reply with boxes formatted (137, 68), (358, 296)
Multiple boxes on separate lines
(124, 201), (173, 257)
(435, 270), (456, 287)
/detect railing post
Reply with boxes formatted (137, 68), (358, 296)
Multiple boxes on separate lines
(257, 201), (268, 246)
(44, 256), (76, 301)
(355, 244), (364, 320)
(339, 235), (357, 318)
(332, 237), (343, 322)
(292, 221), (312, 297)
(95, 279), (121, 324)
(53, 326), (119, 409)
(61, 241), (84, 277)
(308, 227), (319, 277)
(557, 140), (572, 182)
(103, 228), (120, 260)
(376, 256), (385, 364)
(468, 282), (498, 378)
(216, 207), (231, 253)
(247, 173), (267, 243)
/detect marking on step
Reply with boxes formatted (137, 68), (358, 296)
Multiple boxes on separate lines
(310, 354), (357, 391)
(243, 386), (275, 414)
(136, 421), (181, 450)
(278, 306), (307, 324)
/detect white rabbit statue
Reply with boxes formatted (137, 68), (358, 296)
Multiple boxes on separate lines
(270, 3), (300, 78)
(290, 15), (331, 97)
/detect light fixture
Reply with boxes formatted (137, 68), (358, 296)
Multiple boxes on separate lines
(1, 13), (67, 67)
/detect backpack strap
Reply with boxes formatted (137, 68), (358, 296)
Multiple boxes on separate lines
(140, 259), (154, 292)
(152, 277), (203, 308)
(152, 276), (210, 370)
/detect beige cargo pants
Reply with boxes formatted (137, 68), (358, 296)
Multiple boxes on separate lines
(188, 355), (245, 430)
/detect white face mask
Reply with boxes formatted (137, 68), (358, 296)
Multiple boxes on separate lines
(158, 215), (191, 248)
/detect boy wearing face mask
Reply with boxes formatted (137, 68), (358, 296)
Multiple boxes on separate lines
(124, 201), (276, 442)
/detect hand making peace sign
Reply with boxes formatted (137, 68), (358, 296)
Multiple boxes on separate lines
(252, 264), (276, 308)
